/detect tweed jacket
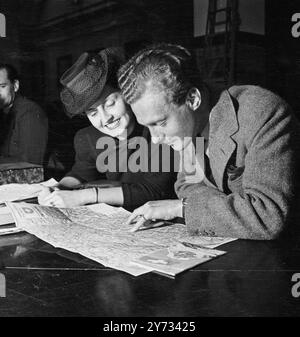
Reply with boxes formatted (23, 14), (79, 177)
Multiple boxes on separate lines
(175, 85), (300, 240)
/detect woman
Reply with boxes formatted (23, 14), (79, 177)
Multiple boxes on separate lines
(39, 48), (177, 211)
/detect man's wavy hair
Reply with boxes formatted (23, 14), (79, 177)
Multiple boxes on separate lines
(118, 43), (203, 106)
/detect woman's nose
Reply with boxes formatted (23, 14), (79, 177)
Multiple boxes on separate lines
(98, 107), (112, 127)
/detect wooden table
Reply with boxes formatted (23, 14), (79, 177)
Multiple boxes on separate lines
(0, 232), (300, 317)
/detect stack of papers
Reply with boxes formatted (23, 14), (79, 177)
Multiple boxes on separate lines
(0, 203), (22, 235)
(0, 178), (58, 235)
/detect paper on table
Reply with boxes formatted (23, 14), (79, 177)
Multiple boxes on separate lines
(0, 178), (58, 235)
(0, 226), (23, 235)
(0, 202), (23, 235)
(131, 242), (226, 276)
(6, 201), (237, 276)
(89, 203), (237, 249)
(0, 203), (14, 224)
(177, 235), (237, 249)
(0, 178), (58, 203)
(6, 202), (151, 276)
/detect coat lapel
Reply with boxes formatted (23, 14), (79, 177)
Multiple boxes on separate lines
(209, 90), (239, 192)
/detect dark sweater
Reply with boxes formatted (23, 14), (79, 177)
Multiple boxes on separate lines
(0, 95), (48, 165)
(66, 123), (178, 211)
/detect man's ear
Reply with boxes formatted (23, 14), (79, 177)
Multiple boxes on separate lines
(186, 88), (201, 111)
(13, 80), (19, 93)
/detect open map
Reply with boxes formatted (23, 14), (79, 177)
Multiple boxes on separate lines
(6, 202), (236, 276)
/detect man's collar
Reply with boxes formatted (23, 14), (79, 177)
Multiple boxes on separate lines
(2, 106), (11, 115)
(200, 122), (210, 140)
(2, 93), (19, 115)
(209, 88), (239, 138)
(192, 85), (211, 137)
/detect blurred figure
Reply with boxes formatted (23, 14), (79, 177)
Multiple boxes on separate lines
(0, 64), (48, 165)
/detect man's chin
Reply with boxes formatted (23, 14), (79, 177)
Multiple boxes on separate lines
(169, 142), (184, 152)
(170, 138), (194, 152)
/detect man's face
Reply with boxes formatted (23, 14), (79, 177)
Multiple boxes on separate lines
(0, 69), (18, 110)
(86, 85), (135, 140)
(130, 86), (195, 151)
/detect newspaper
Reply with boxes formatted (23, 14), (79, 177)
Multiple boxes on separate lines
(0, 178), (58, 235)
(6, 201), (237, 276)
(132, 243), (226, 277)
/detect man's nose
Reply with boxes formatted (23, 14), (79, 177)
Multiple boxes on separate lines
(150, 128), (164, 144)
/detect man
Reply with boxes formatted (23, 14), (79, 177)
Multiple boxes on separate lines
(0, 64), (48, 165)
(119, 43), (300, 240)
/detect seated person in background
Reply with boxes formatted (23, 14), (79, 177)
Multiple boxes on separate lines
(38, 48), (177, 211)
(120, 43), (300, 239)
(0, 64), (48, 165)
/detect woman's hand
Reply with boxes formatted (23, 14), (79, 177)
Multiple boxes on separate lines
(38, 187), (95, 208)
(38, 186), (53, 206)
(126, 199), (183, 232)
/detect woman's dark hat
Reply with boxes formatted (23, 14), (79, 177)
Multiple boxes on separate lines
(60, 48), (123, 116)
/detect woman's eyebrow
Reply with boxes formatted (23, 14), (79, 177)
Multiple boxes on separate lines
(104, 93), (116, 102)
(86, 107), (97, 114)
(86, 93), (116, 113)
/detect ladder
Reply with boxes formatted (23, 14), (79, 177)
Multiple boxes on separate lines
(203, 0), (239, 86)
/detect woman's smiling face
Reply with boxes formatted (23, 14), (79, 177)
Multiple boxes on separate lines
(86, 85), (135, 140)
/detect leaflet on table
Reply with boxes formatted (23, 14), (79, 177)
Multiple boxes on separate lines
(131, 242), (226, 277)
(0, 201), (23, 235)
(0, 178), (58, 235)
(6, 201), (237, 276)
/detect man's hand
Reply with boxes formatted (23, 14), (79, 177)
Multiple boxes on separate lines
(126, 199), (183, 233)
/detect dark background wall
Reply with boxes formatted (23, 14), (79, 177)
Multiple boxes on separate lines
(0, 0), (299, 177)
(265, 0), (300, 114)
(1, 0), (299, 111)
(0, 0), (194, 103)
